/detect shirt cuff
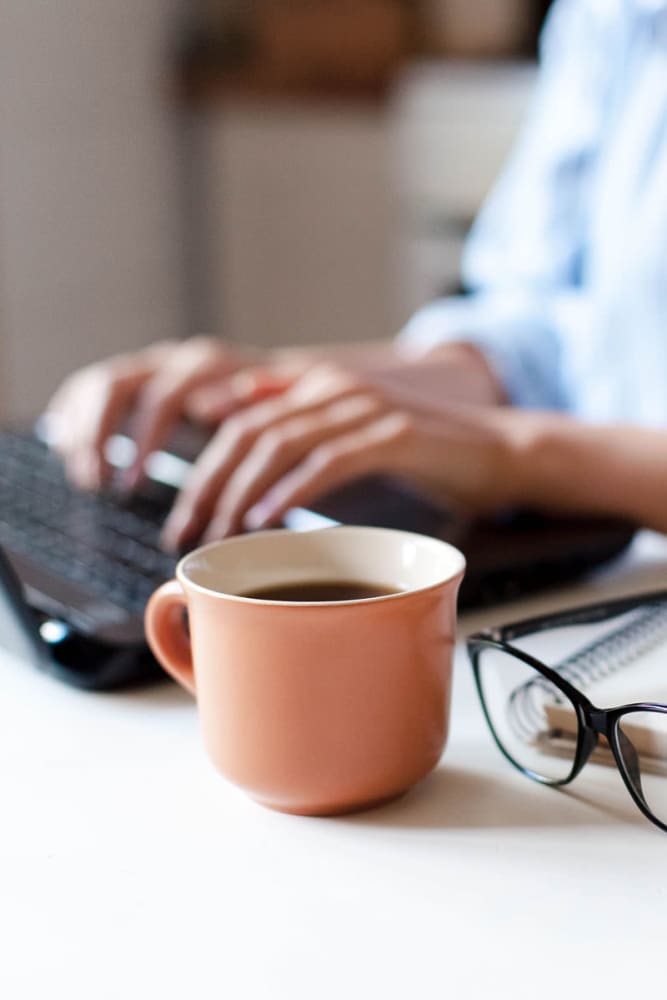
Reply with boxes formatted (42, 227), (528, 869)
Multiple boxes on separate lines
(397, 294), (568, 411)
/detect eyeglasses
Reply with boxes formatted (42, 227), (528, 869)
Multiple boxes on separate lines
(467, 590), (667, 833)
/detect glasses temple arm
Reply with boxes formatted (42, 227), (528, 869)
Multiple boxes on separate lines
(479, 589), (667, 644)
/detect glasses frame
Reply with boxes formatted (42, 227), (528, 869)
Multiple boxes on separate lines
(467, 589), (667, 834)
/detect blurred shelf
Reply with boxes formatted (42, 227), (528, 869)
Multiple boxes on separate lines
(173, 0), (411, 107)
(174, 67), (396, 106)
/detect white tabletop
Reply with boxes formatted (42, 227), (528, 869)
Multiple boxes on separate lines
(3, 531), (667, 1000)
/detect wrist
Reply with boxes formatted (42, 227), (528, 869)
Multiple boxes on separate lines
(498, 411), (633, 519)
(398, 405), (540, 515)
(490, 408), (559, 510)
(414, 341), (507, 407)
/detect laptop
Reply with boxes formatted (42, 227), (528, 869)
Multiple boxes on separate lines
(0, 425), (635, 690)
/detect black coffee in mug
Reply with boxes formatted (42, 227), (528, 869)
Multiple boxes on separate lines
(242, 581), (399, 603)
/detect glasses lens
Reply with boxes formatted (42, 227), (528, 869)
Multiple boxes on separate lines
(616, 710), (667, 826)
(475, 645), (580, 782)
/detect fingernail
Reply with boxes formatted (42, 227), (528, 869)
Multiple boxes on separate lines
(161, 510), (189, 551)
(202, 516), (232, 544)
(71, 453), (98, 492)
(244, 503), (271, 530)
(123, 465), (141, 492)
(87, 454), (103, 490)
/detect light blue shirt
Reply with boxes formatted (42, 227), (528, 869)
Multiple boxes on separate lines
(400, 0), (667, 425)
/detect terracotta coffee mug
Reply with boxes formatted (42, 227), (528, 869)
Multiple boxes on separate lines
(145, 526), (465, 816)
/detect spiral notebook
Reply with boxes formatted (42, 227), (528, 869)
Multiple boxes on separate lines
(533, 604), (667, 772)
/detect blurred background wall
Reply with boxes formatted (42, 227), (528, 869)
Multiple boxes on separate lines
(0, 0), (551, 420)
(0, 0), (188, 419)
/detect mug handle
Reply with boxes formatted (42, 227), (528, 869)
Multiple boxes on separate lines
(145, 580), (196, 696)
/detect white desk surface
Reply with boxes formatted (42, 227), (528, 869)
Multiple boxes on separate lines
(3, 532), (667, 1000)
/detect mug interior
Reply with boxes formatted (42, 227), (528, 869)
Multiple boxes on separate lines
(179, 526), (465, 602)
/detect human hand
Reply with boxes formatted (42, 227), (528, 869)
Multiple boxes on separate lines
(161, 362), (519, 551)
(45, 337), (261, 491)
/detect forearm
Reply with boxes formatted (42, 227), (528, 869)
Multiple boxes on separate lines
(507, 412), (667, 531)
(268, 339), (505, 407)
(268, 337), (395, 368)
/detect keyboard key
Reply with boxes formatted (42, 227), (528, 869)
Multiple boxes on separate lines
(0, 430), (178, 615)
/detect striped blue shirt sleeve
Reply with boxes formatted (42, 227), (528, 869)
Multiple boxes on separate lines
(398, 0), (617, 411)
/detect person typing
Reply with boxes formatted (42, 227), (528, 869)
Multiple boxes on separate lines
(45, 0), (667, 550)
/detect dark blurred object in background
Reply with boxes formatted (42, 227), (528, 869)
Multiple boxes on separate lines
(419, 0), (534, 59)
(179, 0), (412, 100)
(177, 0), (555, 102)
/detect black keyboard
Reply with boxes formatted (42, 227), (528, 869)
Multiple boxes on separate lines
(0, 430), (177, 618)
(0, 428), (639, 691)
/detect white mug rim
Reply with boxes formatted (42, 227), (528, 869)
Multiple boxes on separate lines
(175, 525), (466, 607)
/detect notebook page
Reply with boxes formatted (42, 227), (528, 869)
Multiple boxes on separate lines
(533, 605), (667, 772)
(544, 702), (667, 774)
(577, 639), (667, 707)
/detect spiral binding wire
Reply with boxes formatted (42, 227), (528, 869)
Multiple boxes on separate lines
(506, 602), (667, 745)
(507, 676), (559, 744)
(551, 603), (667, 688)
